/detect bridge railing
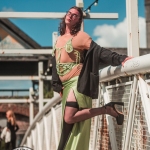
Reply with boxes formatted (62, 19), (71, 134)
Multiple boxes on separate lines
(21, 54), (150, 150)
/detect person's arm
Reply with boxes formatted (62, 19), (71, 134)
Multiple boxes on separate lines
(89, 41), (132, 66)
(51, 56), (63, 93)
(6, 121), (11, 129)
(82, 35), (132, 66)
(15, 124), (19, 132)
(98, 47), (128, 66)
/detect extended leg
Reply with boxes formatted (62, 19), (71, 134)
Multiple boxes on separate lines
(64, 89), (119, 124)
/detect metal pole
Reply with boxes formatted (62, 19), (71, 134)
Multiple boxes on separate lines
(43, 116), (50, 150)
(37, 122), (43, 150)
(102, 83), (118, 150)
(0, 12), (118, 19)
(76, 0), (84, 31)
(126, 0), (139, 57)
(0, 49), (52, 54)
(52, 32), (58, 48)
(123, 75), (138, 150)
(51, 107), (59, 147)
(31, 130), (35, 149)
(76, 0), (84, 8)
(81, 21), (84, 31)
(38, 62), (44, 111)
(0, 76), (51, 80)
(91, 84), (101, 150)
(138, 76), (150, 133)
(29, 87), (34, 125)
(145, 0), (150, 48)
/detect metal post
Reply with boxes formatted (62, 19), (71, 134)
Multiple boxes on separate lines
(37, 122), (43, 150)
(51, 107), (59, 147)
(102, 83), (118, 150)
(29, 87), (34, 125)
(145, 0), (150, 48)
(76, 0), (84, 8)
(38, 62), (44, 111)
(52, 32), (58, 48)
(31, 130), (35, 149)
(81, 21), (84, 31)
(91, 84), (101, 150)
(43, 116), (50, 150)
(76, 0), (84, 31)
(126, 0), (139, 57)
(138, 76), (150, 133)
(123, 75), (138, 150)
(27, 136), (32, 148)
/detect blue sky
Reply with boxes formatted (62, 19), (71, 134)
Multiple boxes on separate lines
(0, 0), (146, 47)
(0, 0), (146, 92)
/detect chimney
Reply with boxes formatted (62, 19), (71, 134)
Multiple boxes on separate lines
(145, 0), (150, 48)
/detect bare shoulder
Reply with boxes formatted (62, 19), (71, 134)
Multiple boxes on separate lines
(77, 31), (90, 38)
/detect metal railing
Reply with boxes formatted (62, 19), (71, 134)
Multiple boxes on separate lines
(21, 54), (150, 150)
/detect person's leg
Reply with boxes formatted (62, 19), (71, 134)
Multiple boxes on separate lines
(11, 139), (16, 149)
(5, 142), (10, 150)
(57, 90), (78, 150)
(64, 89), (119, 124)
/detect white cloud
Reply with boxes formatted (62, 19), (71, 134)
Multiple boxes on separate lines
(138, 17), (146, 48)
(93, 17), (146, 48)
(1, 7), (15, 12)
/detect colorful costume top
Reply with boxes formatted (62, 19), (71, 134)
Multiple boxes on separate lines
(52, 31), (92, 82)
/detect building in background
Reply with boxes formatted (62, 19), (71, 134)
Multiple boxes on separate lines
(0, 18), (52, 147)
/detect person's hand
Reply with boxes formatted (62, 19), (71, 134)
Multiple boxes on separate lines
(59, 87), (64, 97)
(122, 56), (133, 67)
(6, 128), (10, 132)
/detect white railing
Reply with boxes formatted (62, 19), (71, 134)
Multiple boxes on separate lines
(21, 54), (150, 150)
(21, 92), (62, 150)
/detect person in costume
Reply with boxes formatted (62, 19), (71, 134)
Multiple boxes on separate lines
(51, 6), (132, 150)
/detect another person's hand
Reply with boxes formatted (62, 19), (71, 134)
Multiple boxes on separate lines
(122, 56), (133, 67)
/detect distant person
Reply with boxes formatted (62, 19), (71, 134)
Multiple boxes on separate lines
(1, 126), (11, 148)
(0, 126), (1, 149)
(5, 110), (19, 150)
(51, 6), (132, 150)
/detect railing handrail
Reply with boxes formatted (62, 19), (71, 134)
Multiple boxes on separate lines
(99, 54), (150, 82)
(20, 92), (61, 146)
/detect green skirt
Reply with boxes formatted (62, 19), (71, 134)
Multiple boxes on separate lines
(57, 76), (92, 150)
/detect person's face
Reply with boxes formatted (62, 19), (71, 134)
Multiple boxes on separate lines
(65, 8), (81, 26)
(6, 111), (10, 119)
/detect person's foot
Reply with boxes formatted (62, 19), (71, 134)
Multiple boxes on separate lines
(104, 105), (119, 117)
(103, 102), (124, 125)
